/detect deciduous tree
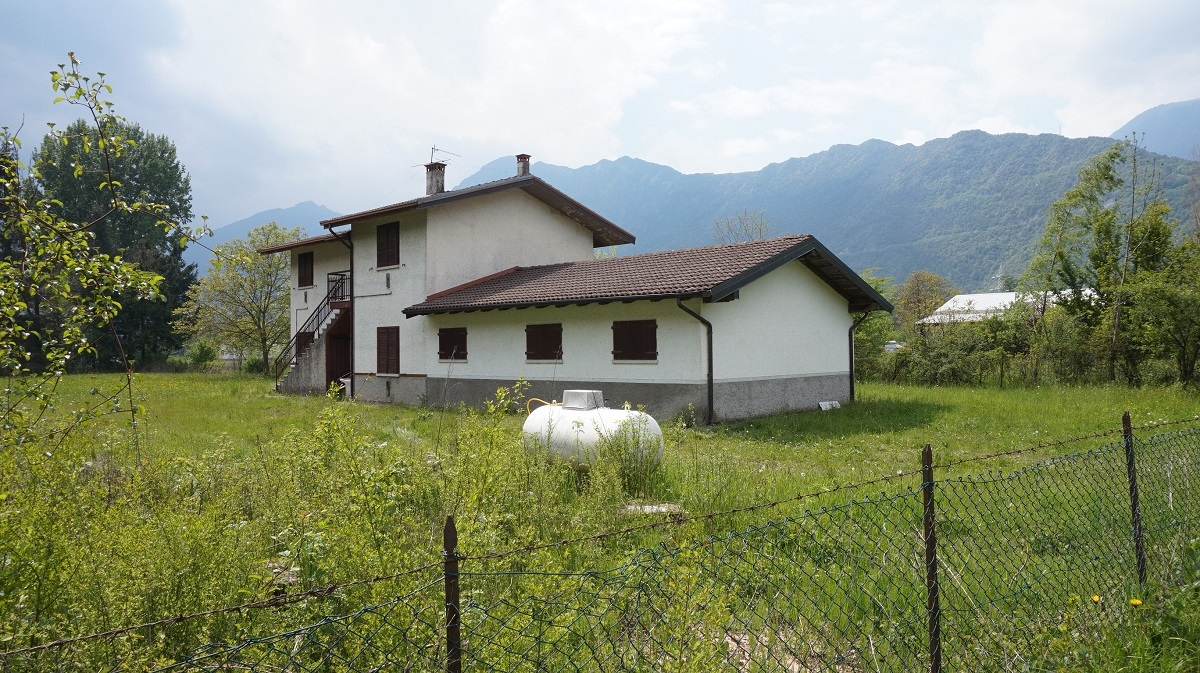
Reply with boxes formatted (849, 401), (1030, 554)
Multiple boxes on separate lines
(1130, 238), (1200, 384)
(712, 209), (779, 244)
(1022, 137), (1176, 383)
(175, 222), (302, 375)
(852, 268), (897, 380)
(894, 270), (957, 334)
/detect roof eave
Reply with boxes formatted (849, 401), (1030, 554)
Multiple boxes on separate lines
(256, 233), (344, 255)
(518, 178), (636, 247)
(403, 291), (703, 318)
(705, 238), (893, 313)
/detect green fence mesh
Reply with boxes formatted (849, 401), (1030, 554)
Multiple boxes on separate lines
(3, 426), (1198, 672)
(457, 490), (929, 672)
(144, 573), (447, 673)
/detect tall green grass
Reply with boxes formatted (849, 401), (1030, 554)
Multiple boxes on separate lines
(0, 373), (1196, 670)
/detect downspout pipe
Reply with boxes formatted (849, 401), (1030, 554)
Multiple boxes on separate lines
(848, 311), (871, 402)
(330, 227), (354, 398)
(676, 297), (714, 425)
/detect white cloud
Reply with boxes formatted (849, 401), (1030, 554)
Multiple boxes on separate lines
(971, 0), (1200, 138)
(4, 0), (1196, 225)
(143, 0), (728, 215)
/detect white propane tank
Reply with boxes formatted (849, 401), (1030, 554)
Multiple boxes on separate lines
(523, 390), (663, 469)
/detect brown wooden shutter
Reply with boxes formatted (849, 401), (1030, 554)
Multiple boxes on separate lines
(298, 252), (314, 287)
(377, 222), (399, 267)
(612, 320), (656, 360)
(525, 323), (563, 359)
(438, 327), (467, 360)
(377, 326), (399, 373)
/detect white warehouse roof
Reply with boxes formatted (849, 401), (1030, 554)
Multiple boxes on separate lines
(917, 292), (1020, 325)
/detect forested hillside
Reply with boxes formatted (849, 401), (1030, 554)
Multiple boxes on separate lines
(460, 132), (1197, 290)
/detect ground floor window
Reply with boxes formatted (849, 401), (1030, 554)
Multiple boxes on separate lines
(377, 326), (399, 373)
(525, 323), (563, 361)
(612, 319), (657, 361)
(439, 327), (468, 361)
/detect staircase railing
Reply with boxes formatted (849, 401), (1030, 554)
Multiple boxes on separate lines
(273, 271), (350, 385)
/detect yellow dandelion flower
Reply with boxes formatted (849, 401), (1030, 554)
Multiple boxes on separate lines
(1129, 598), (1142, 606)
(1091, 595), (1100, 603)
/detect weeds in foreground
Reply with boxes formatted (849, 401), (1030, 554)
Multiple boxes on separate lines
(1, 375), (1197, 671)
(1037, 538), (1200, 671)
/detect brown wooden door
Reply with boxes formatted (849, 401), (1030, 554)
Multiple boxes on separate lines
(326, 335), (351, 390)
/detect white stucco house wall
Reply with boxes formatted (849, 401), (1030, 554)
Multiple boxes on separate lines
(260, 155), (892, 422)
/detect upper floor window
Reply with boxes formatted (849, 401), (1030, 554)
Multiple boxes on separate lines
(438, 327), (467, 361)
(612, 319), (657, 361)
(377, 221), (399, 267)
(525, 323), (563, 361)
(298, 251), (314, 287)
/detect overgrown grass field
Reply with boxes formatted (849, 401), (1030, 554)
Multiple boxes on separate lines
(65, 373), (1200, 478)
(2, 374), (1197, 671)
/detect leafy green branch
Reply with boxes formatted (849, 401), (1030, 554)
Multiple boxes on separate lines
(0, 54), (178, 446)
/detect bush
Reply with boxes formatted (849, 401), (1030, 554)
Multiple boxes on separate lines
(166, 354), (192, 373)
(243, 356), (266, 375)
(188, 341), (217, 368)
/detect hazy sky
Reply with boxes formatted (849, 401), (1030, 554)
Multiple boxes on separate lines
(3, 0), (1198, 227)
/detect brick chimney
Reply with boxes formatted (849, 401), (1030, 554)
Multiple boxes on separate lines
(425, 162), (446, 195)
(516, 153), (531, 177)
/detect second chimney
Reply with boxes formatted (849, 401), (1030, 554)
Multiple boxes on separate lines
(516, 153), (531, 177)
(425, 162), (447, 195)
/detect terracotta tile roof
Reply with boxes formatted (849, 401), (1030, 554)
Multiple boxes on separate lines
(403, 235), (893, 316)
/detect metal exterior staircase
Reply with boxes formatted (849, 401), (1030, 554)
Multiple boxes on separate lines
(274, 271), (350, 389)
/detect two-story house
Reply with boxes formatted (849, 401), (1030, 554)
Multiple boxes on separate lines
(260, 155), (892, 422)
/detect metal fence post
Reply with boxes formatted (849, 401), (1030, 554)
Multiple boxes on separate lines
(922, 443), (942, 673)
(1122, 412), (1148, 585)
(444, 515), (462, 673)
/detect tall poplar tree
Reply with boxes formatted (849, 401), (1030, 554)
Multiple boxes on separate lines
(32, 119), (196, 368)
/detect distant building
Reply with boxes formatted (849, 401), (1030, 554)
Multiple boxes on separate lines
(916, 292), (1020, 325)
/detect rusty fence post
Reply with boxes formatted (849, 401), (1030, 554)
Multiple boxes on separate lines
(922, 443), (942, 673)
(1122, 412), (1148, 585)
(444, 515), (462, 673)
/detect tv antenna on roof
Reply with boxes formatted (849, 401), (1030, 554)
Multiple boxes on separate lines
(429, 145), (461, 163)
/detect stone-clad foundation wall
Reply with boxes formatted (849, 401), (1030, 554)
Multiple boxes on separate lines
(278, 337), (327, 395)
(351, 372), (849, 422)
(713, 373), (848, 421)
(353, 375), (429, 406)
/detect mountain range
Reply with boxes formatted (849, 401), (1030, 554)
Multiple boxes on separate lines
(1111, 98), (1200, 160)
(457, 131), (1196, 290)
(182, 201), (340, 273)
(201, 100), (1200, 290)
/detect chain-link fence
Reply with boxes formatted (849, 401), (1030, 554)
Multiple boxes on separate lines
(449, 425), (1199, 672)
(3, 418), (1197, 672)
